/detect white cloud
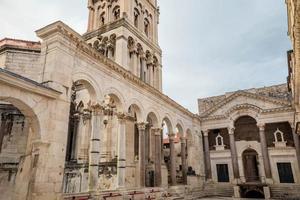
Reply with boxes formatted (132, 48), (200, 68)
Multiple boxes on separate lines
(0, 0), (291, 113)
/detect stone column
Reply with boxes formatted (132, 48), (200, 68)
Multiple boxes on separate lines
(169, 133), (177, 186)
(137, 122), (147, 187)
(88, 104), (103, 192)
(154, 128), (162, 187)
(228, 127), (240, 180)
(132, 51), (138, 76)
(87, 1), (95, 32)
(71, 113), (80, 160)
(291, 124), (300, 172)
(115, 36), (129, 70)
(258, 124), (272, 180)
(203, 130), (212, 180)
(181, 137), (188, 185)
(75, 114), (84, 160)
(117, 113), (126, 188)
(0, 114), (7, 153)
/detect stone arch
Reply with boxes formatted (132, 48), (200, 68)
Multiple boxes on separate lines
(104, 87), (125, 112)
(0, 95), (42, 200)
(146, 112), (159, 127)
(234, 115), (260, 142)
(162, 115), (173, 140)
(112, 5), (120, 20)
(144, 106), (161, 123)
(176, 123), (184, 137)
(72, 72), (103, 102)
(127, 101), (143, 122)
(126, 98), (144, 118)
(0, 96), (41, 140)
(228, 104), (261, 123)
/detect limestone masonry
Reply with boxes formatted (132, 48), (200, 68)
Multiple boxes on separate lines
(0, 0), (300, 199)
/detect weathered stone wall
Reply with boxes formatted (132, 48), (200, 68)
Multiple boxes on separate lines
(4, 50), (42, 82)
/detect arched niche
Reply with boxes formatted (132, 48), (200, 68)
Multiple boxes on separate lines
(234, 116), (260, 142)
(0, 97), (41, 200)
(162, 117), (173, 139)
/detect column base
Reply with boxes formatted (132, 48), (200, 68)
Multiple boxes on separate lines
(263, 186), (271, 199)
(206, 178), (214, 183)
(265, 178), (274, 184)
(233, 186), (241, 198)
(232, 178), (241, 184)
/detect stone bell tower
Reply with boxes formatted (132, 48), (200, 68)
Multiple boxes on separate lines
(84, 0), (162, 91)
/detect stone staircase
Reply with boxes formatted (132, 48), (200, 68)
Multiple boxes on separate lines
(167, 183), (233, 200)
(270, 184), (300, 199)
(196, 183), (234, 198)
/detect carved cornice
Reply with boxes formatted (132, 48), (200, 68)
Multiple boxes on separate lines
(83, 18), (162, 54)
(201, 91), (291, 117)
(0, 68), (61, 99)
(36, 21), (197, 119)
(200, 105), (294, 122)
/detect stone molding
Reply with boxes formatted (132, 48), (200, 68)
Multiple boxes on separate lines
(200, 105), (294, 122)
(0, 68), (61, 99)
(83, 18), (162, 54)
(200, 90), (291, 117)
(36, 21), (197, 119)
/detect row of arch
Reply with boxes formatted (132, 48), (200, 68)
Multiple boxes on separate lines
(97, 0), (120, 27)
(133, 0), (153, 38)
(127, 36), (160, 86)
(74, 77), (192, 136)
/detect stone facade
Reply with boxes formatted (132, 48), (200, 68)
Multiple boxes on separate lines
(0, 1), (203, 200)
(0, 0), (300, 200)
(199, 84), (300, 199)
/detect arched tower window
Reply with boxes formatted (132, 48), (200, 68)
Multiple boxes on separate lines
(144, 18), (150, 37)
(100, 12), (105, 26)
(134, 8), (140, 28)
(112, 6), (120, 21)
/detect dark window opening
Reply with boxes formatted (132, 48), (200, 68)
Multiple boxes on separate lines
(277, 162), (294, 183)
(216, 164), (229, 182)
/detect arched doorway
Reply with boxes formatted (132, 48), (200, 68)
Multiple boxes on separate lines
(0, 98), (40, 200)
(244, 189), (264, 199)
(242, 149), (260, 182)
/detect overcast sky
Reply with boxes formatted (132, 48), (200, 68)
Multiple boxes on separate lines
(0, 0), (291, 113)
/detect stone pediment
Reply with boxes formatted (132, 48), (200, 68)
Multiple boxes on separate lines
(200, 91), (292, 118)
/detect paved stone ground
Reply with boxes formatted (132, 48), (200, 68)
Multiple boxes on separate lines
(198, 198), (266, 200)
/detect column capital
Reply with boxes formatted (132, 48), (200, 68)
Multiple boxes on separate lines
(116, 112), (127, 122)
(152, 127), (162, 136)
(180, 137), (187, 143)
(137, 122), (147, 131)
(228, 127), (235, 135)
(202, 130), (209, 137)
(168, 133), (176, 139)
(257, 123), (265, 131)
(289, 121), (295, 129)
(91, 103), (104, 116)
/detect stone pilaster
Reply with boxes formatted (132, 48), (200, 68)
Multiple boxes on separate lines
(291, 123), (300, 172)
(71, 113), (80, 161)
(228, 127), (240, 181)
(153, 128), (162, 187)
(181, 137), (188, 185)
(88, 104), (103, 192)
(203, 130), (212, 180)
(137, 122), (147, 187)
(87, 0), (95, 32)
(169, 133), (177, 186)
(117, 113), (126, 188)
(0, 114), (7, 153)
(258, 124), (272, 181)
